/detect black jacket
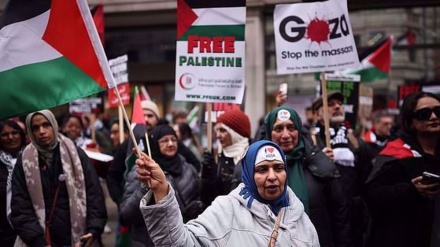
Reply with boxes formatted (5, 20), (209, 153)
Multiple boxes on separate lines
(365, 138), (440, 247)
(313, 125), (373, 247)
(119, 155), (202, 247)
(11, 145), (107, 247)
(107, 137), (201, 207)
(301, 137), (351, 247)
(0, 160), (16, 247)
(106, 139), (129, 206)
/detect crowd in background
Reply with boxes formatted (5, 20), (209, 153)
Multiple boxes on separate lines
(1, 90), (440, 246)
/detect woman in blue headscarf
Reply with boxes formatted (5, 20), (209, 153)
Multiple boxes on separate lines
(136, 140), (319, 246)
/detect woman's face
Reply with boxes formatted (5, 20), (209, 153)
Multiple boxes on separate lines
(215, 123), (232, 148)
(158, 134), (178, 157)
(66, 117), (83, 140)
(270, 118), (299, 153)
(0, 125), (22, 153)
(110, 123), (120, 148)
(412, 96), (440, 135)
(254, 160), (286, 201)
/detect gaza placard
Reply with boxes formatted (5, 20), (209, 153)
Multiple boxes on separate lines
(174, 0), (246, 104)
(274, 0), (359, 74)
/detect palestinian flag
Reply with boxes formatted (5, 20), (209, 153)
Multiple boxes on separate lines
(125, 86), (146, 178)
(396, 30), (415, 46)
(341, 37), (393, 83)
(177, 0), (246, 41)
(0, 0), (113, 120)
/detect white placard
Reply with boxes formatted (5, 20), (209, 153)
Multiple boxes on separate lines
(274, 0), (359, 74)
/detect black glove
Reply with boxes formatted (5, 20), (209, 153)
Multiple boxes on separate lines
(201, 150), (217, 179)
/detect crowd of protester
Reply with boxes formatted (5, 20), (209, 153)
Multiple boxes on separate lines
(1, 91), (440, 247)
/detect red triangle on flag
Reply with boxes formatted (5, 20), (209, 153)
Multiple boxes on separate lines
(177, 0), (198, 39)
(132, 87), (145, 125)
(368, 37), (392, 74)
(42, 0), (107, 88)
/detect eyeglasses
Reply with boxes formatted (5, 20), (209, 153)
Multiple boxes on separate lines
(158, 137), (177, 144)
(412, 106), (440, 121)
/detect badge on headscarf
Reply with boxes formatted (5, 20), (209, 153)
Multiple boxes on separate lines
(255, 145), (284, 166)
(277, 109), (291, 122)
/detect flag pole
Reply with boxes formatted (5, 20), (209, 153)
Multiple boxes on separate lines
(321, 72), (331, 148)
(207, 103), (212, 152)
(114, 86), (142, 158)
(79, 0), (144, 158)
(144, 133), (152, 158)
(118, 106), (124, 144)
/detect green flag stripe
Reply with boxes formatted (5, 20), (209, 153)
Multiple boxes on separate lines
(179, 25), (245, 41)
(0, 56), (105, 119)
(350, 67), (388, 83)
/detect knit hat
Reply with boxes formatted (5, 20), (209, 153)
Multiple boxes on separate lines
(217, 109), (251, 138)
(312, 91), (344, 111)
(141, 100), (160, 118)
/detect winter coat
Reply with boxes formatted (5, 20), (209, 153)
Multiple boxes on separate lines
(140, 183), (320, 247)
(313, 127), (373, 247)
(107, 137), (201, 206)
(119, 155), (202, 247)
(229, 136), (350, 247)
(10, 146), (107, 247)
(365, 137), (440, 247)
(300, 137), (351, 247)
(106, 139), (129, 206)
(0, 159), (16, 247)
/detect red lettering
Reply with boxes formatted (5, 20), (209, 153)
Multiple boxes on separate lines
(186, 36), (236, 53)
(199, 37), (211, 53)
(224, 37), (235, 53)
(187, 36), (199, 53)
(212, 37), (223, 53)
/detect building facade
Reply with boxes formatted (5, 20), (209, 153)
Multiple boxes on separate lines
(1, 0), (439, 136)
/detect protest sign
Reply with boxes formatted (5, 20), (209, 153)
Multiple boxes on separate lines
(319, 74), (360, 129)
(108, 55), (130, 107)
(274, 0), (359, 74)
(69, 97), (103, 114)
(174, 0), (246, 104)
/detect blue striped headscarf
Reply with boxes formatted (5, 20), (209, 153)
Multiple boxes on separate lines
(239, 140), (289, 215)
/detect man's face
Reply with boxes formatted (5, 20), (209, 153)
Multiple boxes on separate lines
(143, 109), (158, 130)
(316, 97), (345, 125)
(374, 116), (393, 137)
(31, 114), (55, 148)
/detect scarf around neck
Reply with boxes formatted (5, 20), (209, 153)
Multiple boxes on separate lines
(0, 147), (23, 224)
(220, 123), (249, 164)
(264, 107), (310, 214)
(20, 134), (86, 246)
(318, 124), (355, 167)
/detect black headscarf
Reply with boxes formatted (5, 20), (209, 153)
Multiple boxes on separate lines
(150, 125), (182, 175)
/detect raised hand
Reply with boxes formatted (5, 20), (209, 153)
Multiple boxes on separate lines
(135, 151), (169, 202)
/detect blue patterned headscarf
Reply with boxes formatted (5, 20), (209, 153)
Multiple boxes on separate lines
(239, 140), (289, 215)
